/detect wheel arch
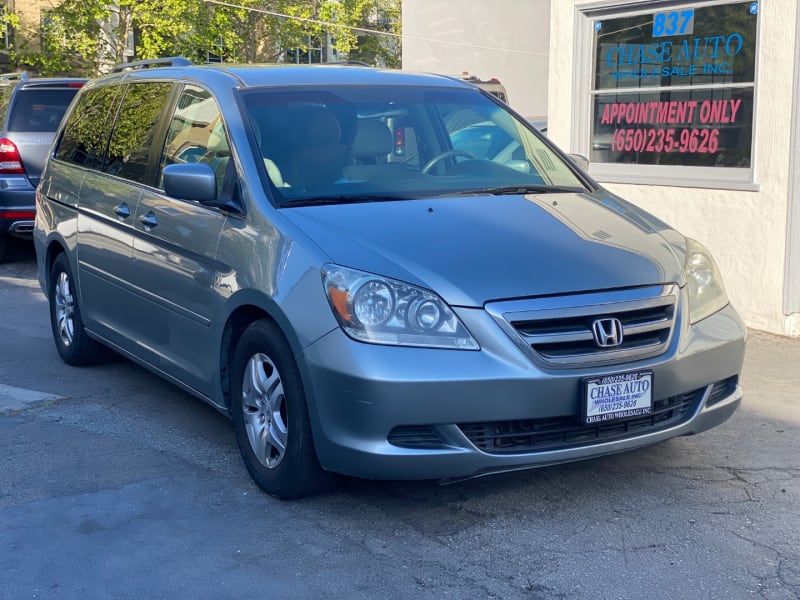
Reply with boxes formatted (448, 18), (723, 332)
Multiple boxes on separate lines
(42, 237), (69, 298)
(218, 289), (308, 414)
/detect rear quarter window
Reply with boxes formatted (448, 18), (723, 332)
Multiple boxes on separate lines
(55, 85), (124, 169)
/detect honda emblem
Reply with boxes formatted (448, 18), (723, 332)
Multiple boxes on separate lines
(592, 318), (624, 348)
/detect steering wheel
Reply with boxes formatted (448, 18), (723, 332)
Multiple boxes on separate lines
(421, 149), (476, 173)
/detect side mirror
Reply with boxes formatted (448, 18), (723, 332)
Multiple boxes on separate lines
(568, 154), (590, 172)
(163, 163), (217, 204)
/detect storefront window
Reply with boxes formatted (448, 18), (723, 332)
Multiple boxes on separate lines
(591, 1), (758, 168)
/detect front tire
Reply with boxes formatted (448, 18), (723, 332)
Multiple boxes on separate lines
(49, 253), (107, 365)
(231, 319), (334, 499)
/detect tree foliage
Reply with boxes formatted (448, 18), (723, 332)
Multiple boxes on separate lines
(8, 0), (401, 77)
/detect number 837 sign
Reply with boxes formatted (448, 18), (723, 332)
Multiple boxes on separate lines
(653, 9), (695, 37)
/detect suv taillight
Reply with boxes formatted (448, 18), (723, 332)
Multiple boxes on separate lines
(0, 138), (25, 174)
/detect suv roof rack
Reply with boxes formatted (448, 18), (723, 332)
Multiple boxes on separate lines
(22, 80), (86, 89)
(111, 57), (192, 73)
(0, 72), (29, 83)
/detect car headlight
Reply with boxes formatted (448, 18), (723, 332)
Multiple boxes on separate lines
(684, 238), (729, 324)
(322, 264), (479, 350)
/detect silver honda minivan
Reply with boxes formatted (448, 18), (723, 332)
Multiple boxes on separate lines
(34, 59), (746, 498)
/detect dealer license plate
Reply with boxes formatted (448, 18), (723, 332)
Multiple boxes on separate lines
(584, 370), (653, 424)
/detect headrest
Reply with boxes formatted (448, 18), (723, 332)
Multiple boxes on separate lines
(291, 105), (342, 146)
(206, 117), (229, 155)
(351, 119), (393, 158)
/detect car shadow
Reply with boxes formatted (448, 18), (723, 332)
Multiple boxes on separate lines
(1, 237), (36, 264)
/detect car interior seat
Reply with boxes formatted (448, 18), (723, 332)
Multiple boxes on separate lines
(200, 117), (231, 196)
(343, 118), (416, 182)
(284, 105), (346, 188)
(250, 119), (289, 188)
(347, 119), (392, 168)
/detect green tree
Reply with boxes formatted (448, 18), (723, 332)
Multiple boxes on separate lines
(8, 0), (401, 77)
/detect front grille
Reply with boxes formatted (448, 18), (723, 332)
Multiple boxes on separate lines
(486, 285), (678, 368)
(388, 425), (445, 449)
(458, 388), (703, 455)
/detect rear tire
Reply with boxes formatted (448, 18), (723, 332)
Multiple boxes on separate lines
(0, 234), (7, 263)
(49, 253), (108, 365)
(231, 319), (335, 499)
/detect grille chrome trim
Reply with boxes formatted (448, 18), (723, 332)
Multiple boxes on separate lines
(486, 285), (679, 368)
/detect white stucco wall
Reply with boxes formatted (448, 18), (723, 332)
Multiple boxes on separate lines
(549, 0), (799, 336)
(401, 0), (551, 118)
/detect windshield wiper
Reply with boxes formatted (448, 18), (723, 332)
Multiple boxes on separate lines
(280, 194), (415, 208)
(280, 186), (585, 207)
(449, 185), (586, 197)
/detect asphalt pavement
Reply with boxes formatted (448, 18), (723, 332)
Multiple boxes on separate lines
(0, 239), (798, 600)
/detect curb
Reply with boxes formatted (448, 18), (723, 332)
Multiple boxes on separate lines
(0, 383), (64, 415)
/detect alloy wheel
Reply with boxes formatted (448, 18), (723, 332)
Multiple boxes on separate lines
(241, 352), (289, 469)
(54, 271), (75, 348)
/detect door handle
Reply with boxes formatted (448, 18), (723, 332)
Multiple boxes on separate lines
(114, 203), (131, 218)
(139, 211), (158, 229)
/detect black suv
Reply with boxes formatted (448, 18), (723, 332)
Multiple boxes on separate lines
(0, 73), (85, 261)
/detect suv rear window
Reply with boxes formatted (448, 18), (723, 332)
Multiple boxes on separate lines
(7, 89), (80, 132)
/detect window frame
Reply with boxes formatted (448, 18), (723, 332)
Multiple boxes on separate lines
(572, 0), (762, 190)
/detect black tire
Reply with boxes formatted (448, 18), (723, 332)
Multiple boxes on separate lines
(48, 253), (108, 365)
(0, 234), (7, 263)
(231, 319), (335, 499)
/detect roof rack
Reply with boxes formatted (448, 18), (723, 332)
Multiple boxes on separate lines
(111, 57), (192, 73)
(0, 72), (29, 83)
(319, 60), (372, 67)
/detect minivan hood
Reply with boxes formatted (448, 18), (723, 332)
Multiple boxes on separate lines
(284, 192), (685, 307)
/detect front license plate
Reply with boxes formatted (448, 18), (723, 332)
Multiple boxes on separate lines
(584, 370), (653, 424)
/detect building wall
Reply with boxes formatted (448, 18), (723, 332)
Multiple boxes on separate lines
(549, 0), (800, 336)
(401, 0), (551, 118)
(9, 0), (54, 54)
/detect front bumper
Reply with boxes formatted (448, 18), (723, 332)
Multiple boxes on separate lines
(299, 302), (746, 481)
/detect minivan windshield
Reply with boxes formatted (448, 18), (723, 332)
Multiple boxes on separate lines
(241, 86), (588, 206)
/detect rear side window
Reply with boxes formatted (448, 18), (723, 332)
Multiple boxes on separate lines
(8, 89), (80, 132)
(103, 82), (173, 184)
(55, 85), (123, 169)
